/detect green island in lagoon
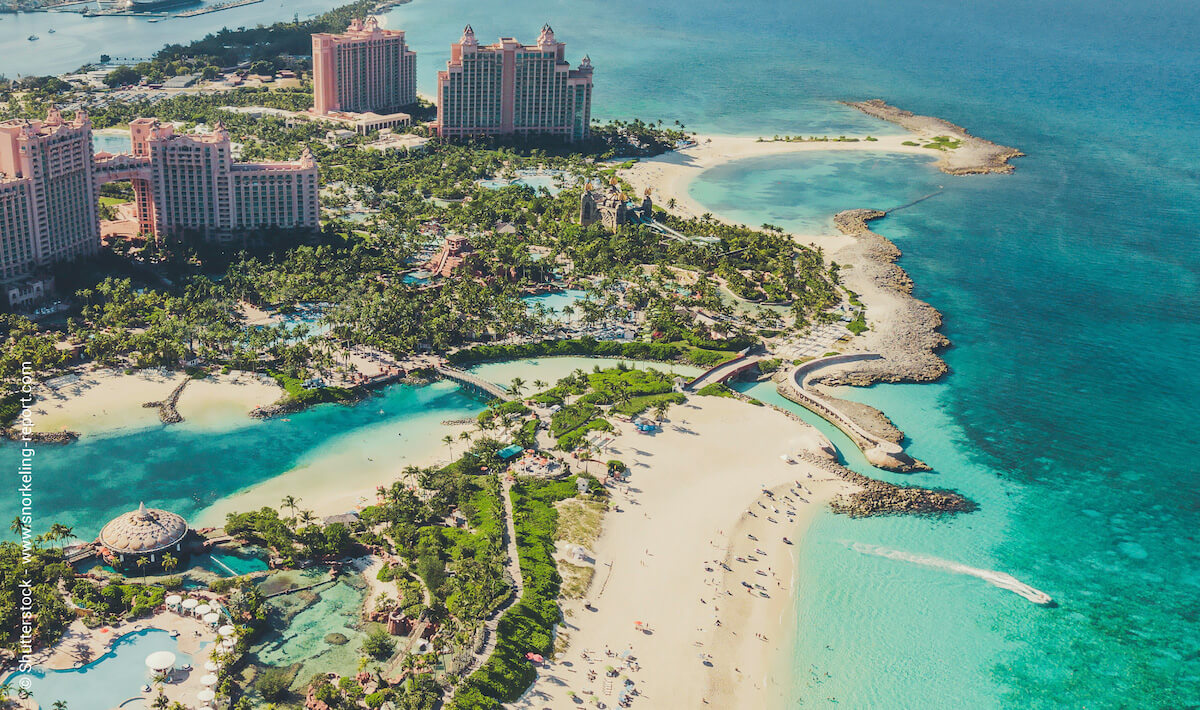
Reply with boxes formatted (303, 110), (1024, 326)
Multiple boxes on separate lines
(1, 0), (1197, 708)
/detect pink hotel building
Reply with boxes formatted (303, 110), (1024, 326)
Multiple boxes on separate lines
(1, 109), (318, 305)
(434, 25), (594, 142)
(312, 17), (417, 115)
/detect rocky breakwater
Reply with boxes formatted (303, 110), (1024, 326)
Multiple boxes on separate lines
(797, 450), (976, 518)
(3, 429), (79, 444)
(142, 377), (190, 424)
(820, 209), (950, 388)
(843, 99), (1024, 175)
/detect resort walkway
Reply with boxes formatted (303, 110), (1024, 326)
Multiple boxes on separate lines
(436, 365), (514, 401)
(448, 477), (525, 699)
(779, 354), (895, 449)
(683, 351), (764, 391)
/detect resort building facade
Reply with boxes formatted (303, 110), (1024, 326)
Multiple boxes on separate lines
(312, 17), (418, 115)
(117, 118), (320, 241)
(0, 109), (320, 305)
(0, 108), (99, 286)
(434, 24), (594, 142)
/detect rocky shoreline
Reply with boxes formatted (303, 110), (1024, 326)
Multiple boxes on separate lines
(3, 429), (79, 444)
(142, 377), (190, 424)
(843, 99), (1024, 175)
(817, 208), (951, 388)
(725, 388), (974, 516)
(796, 451), (977, 517)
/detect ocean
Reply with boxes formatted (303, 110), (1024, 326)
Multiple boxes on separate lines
(6, 0), (1199, 706)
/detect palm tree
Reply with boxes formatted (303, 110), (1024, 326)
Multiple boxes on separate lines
(509, 377), (525, 398)
(280, 495), (300, 525)
(299, 510), (316, 527)
(135, 557), (150, 585)
(442, 434), (454, 457)
(48, 523), (74, 552)
(51, 701), (68, 710)
(161, 553), (178, 575)
(653, 400), (671, 422)
(532, 379), (547, 391)
(10, 516), (25, 539)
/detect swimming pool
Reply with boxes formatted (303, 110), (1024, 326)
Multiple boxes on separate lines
(522, 289), (588, 323)
(3, 629), (195, 710)
(202, 550), (269, 577)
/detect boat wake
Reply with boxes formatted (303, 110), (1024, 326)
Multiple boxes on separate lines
(850, 543), (1054, 606)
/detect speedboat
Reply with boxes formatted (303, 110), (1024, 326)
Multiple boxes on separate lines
(28, 34), (39, 41)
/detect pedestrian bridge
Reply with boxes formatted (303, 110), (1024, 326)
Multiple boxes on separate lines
(436, 365), (513, 401)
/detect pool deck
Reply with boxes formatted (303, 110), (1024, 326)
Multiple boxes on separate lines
(27, 608), (223, 708)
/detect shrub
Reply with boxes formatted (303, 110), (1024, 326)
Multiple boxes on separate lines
(361, 626), (396, 659)
(256, 667), (293, 701)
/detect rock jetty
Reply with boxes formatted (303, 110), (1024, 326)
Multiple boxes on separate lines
(843, 99), (1024, 175)
(796, 451), (977, 518)
(3, 429), (79, 444)
(142, 377), (190, 424)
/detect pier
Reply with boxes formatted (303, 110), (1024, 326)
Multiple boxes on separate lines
(176, 0), (263, 18)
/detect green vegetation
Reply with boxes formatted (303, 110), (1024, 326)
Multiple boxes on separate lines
(0, 542), (73, 651)
(453, 478), (586, 709)
(269, 370), (355, 407)
(697, 382), (737, 398)
(847, 312), (869, 335)
(902, 140), (921, 146)
(923, 135), (963, 151)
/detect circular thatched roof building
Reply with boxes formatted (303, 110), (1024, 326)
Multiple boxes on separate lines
(98, 502), (188, 563)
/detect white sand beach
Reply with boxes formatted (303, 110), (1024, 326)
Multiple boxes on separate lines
(174, 372), (283, 429)
(192, 418), (474, 528)
(621, 133), (933, 225)
(32, 368), (282, 436)
(34, 368), (182, 435)
(514, 396), (854, 710)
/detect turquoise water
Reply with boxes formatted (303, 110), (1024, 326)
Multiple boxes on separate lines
(0, 0), (347, 77)
(5, 0), (1200, 705)
(521, 288), (587, 324)
(93, 132), (132, 155)
(691, 152), (944, 233)
(251, 570), (369, 688)
(203, 550), (269, 577)
(18, 380), (480, 541)
(4, 629), (196, 708)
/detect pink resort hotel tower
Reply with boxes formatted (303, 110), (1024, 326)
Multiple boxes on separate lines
(434, 24), (594, 142)
(312, 17), (417, 115)
(0, 108), (99, 286)
(1, 109), (319, 306)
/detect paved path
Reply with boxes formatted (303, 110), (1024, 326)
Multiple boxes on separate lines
(448, 477), (526, 699)
(436, 365), (513, 401)
(684, 353), (765, 391)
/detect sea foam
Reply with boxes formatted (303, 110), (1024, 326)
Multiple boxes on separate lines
(850, 543), (1054, 606)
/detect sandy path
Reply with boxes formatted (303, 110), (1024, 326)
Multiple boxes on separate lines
(513, 396), (852, 710)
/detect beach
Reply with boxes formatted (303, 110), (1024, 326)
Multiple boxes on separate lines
(514, 395), (854, 709)
(191, 416), (473, 528)
(33, 368), (282, 436)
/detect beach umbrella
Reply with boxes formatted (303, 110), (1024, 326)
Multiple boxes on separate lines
(217, 625), (236, 637)
(200, 674), (218, 686)
(222, 637), (237, 650)
(165, 594), (182, 606)
(181, 598), (199, 611)
(145, 650), (176, 671)
(204, 660), (220, 672)
(197, 689), (216, 703)
(194, 603), (212, 616)
(203, 612), (220, 625)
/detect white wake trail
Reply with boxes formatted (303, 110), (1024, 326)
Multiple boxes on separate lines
(851, 543), (1054, 606)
